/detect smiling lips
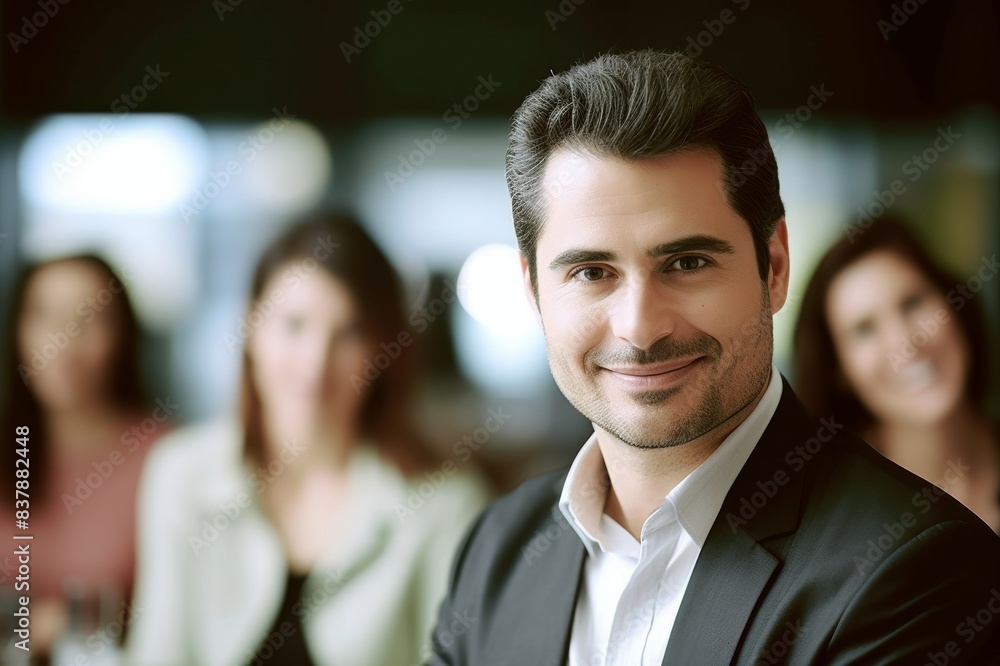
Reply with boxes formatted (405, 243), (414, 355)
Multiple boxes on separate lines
(604, 356), (703, 375)
(601, 356), (705, 388)
(894, 357), (939, 394)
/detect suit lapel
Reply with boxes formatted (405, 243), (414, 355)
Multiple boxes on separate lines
(660, 527), (779, 664)
(661, 377), (812, 665)
(486, 476), (587, 665)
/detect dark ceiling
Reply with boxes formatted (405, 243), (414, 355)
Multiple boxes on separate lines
(1, 0), (997, 124)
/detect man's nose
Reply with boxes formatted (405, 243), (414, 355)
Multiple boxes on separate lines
(607, 277), (677, 351)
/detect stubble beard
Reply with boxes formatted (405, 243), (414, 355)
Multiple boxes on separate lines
(547, 287), (774, 450)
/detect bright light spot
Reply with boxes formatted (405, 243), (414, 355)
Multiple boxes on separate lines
(456, 243), (535, 333)
(453, 243), (546, 394)
(19, 114), (208, 215)
(244, 121), (332, 214)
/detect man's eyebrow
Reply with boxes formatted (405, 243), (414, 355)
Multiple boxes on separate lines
(647, 235), (735, 258)
(547, 249), (616, 270)
(547, 235), (735, 270)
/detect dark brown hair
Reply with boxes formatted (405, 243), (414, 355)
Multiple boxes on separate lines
(239, 213), (440, 475)
(793, 216), (993, 430)
(1, 255), (147, 506)
(506, 49), (785, 294)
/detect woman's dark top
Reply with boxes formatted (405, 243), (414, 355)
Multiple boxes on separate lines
(246, 568), (317, 666)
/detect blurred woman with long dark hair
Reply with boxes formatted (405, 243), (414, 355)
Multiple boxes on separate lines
(793, 217), (998, 532)
(127, 214), (491, 666)
(1, 255), (163, 661)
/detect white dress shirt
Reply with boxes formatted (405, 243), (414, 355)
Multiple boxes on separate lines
(558, 363), (783, 666)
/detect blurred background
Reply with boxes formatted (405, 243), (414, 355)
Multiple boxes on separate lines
(1, 0), (999, 663)
(1, 0), (998, 483)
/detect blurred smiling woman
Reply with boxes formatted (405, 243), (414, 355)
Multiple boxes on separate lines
(126, 214), (491, 666)
(793, 217), (999, 532)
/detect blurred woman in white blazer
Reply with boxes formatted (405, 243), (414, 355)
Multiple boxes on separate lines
(126, 214), (492, 666)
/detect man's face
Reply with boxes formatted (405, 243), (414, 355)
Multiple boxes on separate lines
(523, 148), (788, 449)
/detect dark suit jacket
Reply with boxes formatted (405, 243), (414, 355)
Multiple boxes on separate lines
(428, 377), (1000, 665)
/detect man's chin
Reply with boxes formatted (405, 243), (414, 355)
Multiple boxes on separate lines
(624, 386), (686, 406)
(593, 406), (702, 448)
(607, 384), (696, 411)
(597, 425), (694, 450)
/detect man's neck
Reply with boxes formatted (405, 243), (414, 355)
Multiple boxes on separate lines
(599, 379), (770, 541)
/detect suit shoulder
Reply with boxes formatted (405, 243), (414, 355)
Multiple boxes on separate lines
(809, 427), (997, 544)
(460, 466), (570, 556)
(482, 466), (568, 524)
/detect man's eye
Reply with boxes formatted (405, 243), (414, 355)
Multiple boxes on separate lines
(571, 267), (607, 282)
(669, 256), (709, 271)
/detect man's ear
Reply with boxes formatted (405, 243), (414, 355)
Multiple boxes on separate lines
(519, 251), (544, 330)
(766, 217), (791, 314)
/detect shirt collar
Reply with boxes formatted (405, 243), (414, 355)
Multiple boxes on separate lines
(558, 363), (783, 555)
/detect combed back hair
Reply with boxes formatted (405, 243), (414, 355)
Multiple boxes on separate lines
(505, 49), (785, 293)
